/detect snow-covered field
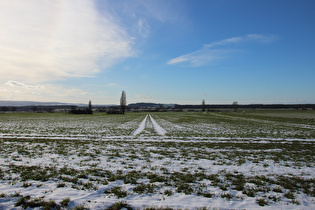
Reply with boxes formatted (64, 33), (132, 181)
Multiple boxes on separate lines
(0, 111), (314, 209)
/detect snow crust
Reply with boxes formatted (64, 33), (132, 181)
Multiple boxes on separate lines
(132, 114), (166, 136)
(0, 112), (314, 209)
(149, 114), (166, 136)
(132, 114), (148, 136)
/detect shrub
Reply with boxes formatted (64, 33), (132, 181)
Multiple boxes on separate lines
(133, 183), (155, 194)
(268, 195), (281, 202)
(15, 196), (60, 209)
(221, 192), (232, 199)
(72, 204), (88, 210)
(11, 191), (21, 197)
(82, 181), (97, 190)
(164, 189), (173, 196)
(15, 196), (31, 207)
(22, 182), (32, 188)
(243, 188), (256, 197)
(219, 183), (229, 191)
(177, 183), (193, 194)
(0, 168), (3, 179)
(108, 200), (133, 210)
(60, 197), (71, 208)
(148, 174), (166, 183)
(284, 191), (295, 199)
(77, 173), (88, 179)
(108, 186), (128, 198)
(60, 176), (79, 184)
(256, 197), (268, 206)
(57, 182), (66, 188)
(45, 199), (59, 210)
(203, 192), (214, 198)
(291, 199), (301, 205)
(272, 186), (282, 193)
(208, 174), (220, 186)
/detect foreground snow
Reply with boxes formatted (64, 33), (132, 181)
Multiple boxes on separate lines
(0, 112), (314, 209)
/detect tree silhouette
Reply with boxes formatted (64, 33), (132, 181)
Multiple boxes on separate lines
(233, 101), (238, 112)
(88, 100), (93, 114)
(120, 90), (127, 114)
(202, 99), (205, 112)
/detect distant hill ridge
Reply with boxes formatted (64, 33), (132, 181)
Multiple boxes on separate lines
(128, 103), (177, 107)
(0, 100), (81, 107)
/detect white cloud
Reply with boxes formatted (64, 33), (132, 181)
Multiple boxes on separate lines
(246, 34), (278, 43)
(0, 81), (102, 103)
(0, 0), (134, 82)
(205, 37), (244, 48)
(137, 18), (150, 37)
(5, 80), (40, 89)
(167, 48), (230, 66)
(167, 34), (278, 66)
(167, 56), (189, 65)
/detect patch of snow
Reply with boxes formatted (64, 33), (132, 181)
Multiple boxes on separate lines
(132, 115), (148, 136)
(149, 115), (166, 136)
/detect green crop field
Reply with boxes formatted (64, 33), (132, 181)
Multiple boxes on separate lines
(0, 110), (314, 209)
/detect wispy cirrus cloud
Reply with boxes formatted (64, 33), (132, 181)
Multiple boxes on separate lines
(0, 0), (134, 83)
(167, 34), (278, 66)
(137, 18), (150, 37)
(5, 80), (40, 89)
(101, 0), (184, 42)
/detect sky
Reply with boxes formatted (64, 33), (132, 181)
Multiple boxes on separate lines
(0, 0), (315, 105)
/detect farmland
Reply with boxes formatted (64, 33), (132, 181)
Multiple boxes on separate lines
(0, 110), (315, 209)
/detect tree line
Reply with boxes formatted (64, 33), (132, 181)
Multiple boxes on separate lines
(2, 92), (314, 114)
(176, 102), (315, 110)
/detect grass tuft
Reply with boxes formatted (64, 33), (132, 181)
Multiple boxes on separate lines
(256, 197), (268, 206)
(108, 200), (133, 210)
(60, 197), (71, 208)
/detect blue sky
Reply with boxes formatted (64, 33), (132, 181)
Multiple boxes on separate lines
(0, 0), (314, 105)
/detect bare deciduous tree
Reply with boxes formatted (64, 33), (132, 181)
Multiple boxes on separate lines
(233, 101), (238, 112)
(120, 90), (127, 114)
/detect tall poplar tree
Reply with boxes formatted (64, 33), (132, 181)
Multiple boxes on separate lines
(88, 100), (92, 114)
(202, 99), (205, 112)
(120, 91), (127, 114)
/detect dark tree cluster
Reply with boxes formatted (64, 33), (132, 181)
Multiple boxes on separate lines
(106, 109), (123, 114)
(175, 103), (315, 110)
(69, 108), (92, 114)
(0, 106), (15, 113)
(0, 106), (56, 113)
(69, 101), (93, 114)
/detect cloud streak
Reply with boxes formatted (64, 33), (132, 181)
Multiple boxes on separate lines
(0, 81), (103, 103)
(5, 80), (40, 89)
(167, 34), (278, 66)
(0, 0), (134, 82)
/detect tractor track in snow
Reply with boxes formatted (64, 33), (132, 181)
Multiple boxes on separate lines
(132, 115), (148, 136)
(132, 114), (166, 136)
